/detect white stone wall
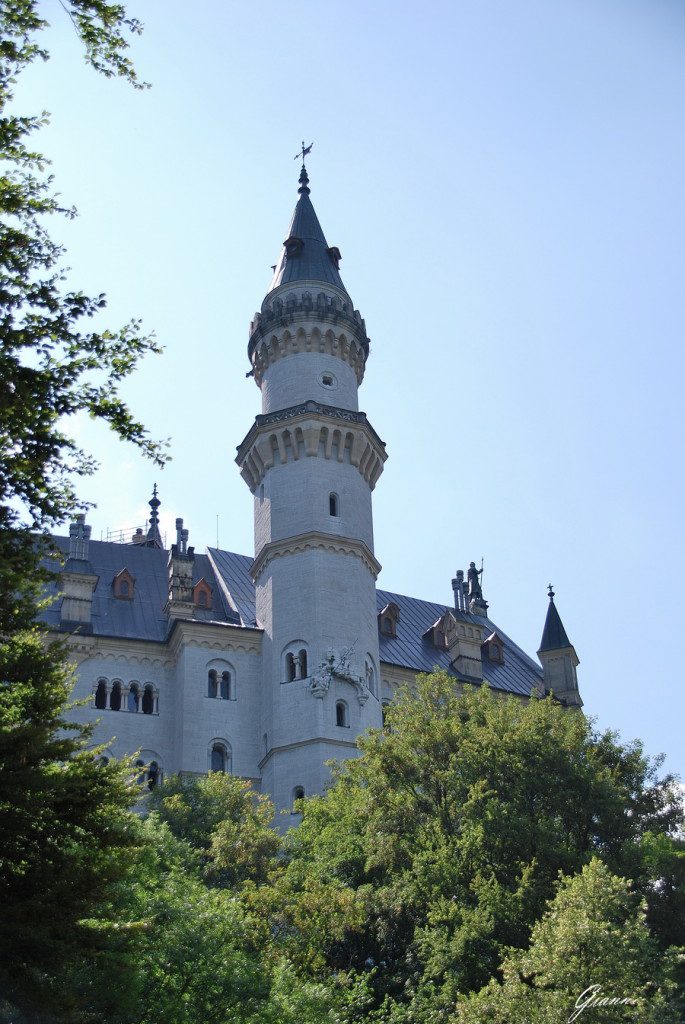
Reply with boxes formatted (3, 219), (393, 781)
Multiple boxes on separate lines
(261, 351), (360, 414)
(67, 648), (173, 775)
(255, 543), (383, 814)
(254, 456), (375, 556)
(66, 634), (264, 784)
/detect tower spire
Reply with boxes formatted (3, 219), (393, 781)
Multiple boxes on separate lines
(537, 586), (581, 707)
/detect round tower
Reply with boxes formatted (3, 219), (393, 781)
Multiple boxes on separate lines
(236, 164), (386, 815)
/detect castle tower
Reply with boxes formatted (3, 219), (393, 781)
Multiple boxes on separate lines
(237, 164), (387, 813)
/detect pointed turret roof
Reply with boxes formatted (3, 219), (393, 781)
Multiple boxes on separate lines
(267, 165), (348, 295)
(538, 585), (572, 653)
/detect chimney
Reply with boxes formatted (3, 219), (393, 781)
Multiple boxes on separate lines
(164, 517), (195, 621)
(60, 514), (98, 627)
(452, 569), (466, 611)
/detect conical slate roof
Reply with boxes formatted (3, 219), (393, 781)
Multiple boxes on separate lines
(538, 589), (572, 653)
(267, 166), (348, 295)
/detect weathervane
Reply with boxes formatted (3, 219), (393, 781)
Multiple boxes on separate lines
(294, 140), (313, 164)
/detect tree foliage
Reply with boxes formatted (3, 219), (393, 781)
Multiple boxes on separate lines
(452, 858), (683, 1024)
(0, 1), (165, 628)
(149, 770), (281, 888)
(271, 674), (684, 1020)
(0, 629), (142, 1016)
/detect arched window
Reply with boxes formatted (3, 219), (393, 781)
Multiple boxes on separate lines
(286, 653), (296, 682)
(134, 758), (146, 785)
(210, 742), (231, 774)
(292, 786), (305, 812)
(329, 492), (339, 517)
(220, 671), (231, 700)
(142, 685), (154, 715)
(110, 681), (122, 712)
(94, 679), (107, 710)
(298, 649), (308, 679)
(208, 670), (218, 699)
(147, 761), (160, 790)
(128, 684), (140, 713)
(336, 701), (348, 728)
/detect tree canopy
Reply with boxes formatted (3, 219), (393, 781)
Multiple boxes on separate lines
(269, 675), (684, 1020)
(0, 1), (165, 627)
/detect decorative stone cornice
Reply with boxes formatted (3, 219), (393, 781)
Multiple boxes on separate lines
(250, 531), (382, 582)
(248, 289), (369, 386)
(51, 619), (262, 668)
(258, 734), (358, 771)
(250, 325), (367, 386)
(236, 402), (387, 493)
(167, 619), (263, 659)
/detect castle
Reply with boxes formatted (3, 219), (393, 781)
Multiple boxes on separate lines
(43, 164), (582, 817)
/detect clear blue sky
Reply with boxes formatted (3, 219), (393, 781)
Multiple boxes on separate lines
(16, 1), (685, 778)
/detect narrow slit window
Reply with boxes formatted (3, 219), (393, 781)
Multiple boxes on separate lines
(329, 493), (339, 517)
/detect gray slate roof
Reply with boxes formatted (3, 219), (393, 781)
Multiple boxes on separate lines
(267, 179), (348, 295)
(376, 587), (544, 698)
(41, 538), (544, 697)
(41, 538), (241, 641)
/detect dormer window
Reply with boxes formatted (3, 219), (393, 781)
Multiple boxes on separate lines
(378, 602), (400, 638)
(113, 568), (135, 600)
(284, 235), (304, 257)
(326, 246), (341, 269)
(482, 631), (505, 665)
(193, 578), (212, 610)
(423, 610), (458, 650)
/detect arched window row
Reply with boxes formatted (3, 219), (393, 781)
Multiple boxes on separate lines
(93, 678), (159, 714)
(207, 669), (235, 700)
(208, 740), (232, 774)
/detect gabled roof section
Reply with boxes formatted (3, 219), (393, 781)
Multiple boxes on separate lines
(377, 587), (544, 698)
(40, 538), (241, 641)
(538, 589), (572, 653)
(267, 166), (349, 295)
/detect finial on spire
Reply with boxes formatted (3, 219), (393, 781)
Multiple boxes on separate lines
(294, 140), (313, 164)
(548, 583), (555, 601)
(294, 141), (313, 195)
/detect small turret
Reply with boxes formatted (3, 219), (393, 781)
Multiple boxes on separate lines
(537, 585), (582, 707)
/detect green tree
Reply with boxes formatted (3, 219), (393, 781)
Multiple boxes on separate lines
(452, 858), (683, 1024)
(60, 814), (369, 1024)
(0, 631), (142, 1018)
(0, 0), (165, 627)
(274, 673), (683, 1019)
(0, 4), (166, 1019)
(149, 770), (281, 887)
